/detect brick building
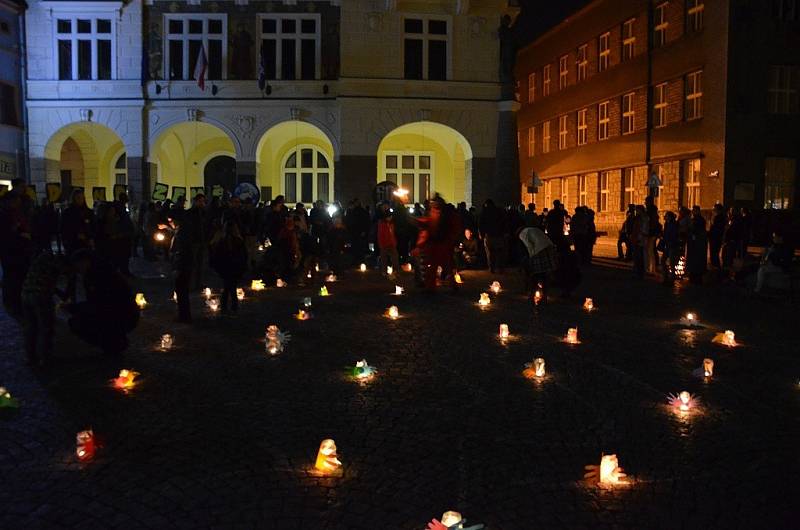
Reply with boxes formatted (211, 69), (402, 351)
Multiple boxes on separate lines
(515, 0), (799, 234)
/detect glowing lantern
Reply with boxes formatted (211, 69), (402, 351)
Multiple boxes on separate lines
(565, 327), (580, 344)
(258, 244), (264, 252)
(236, 288), (245, 301)
(533, 290), (543, 305)
(394, 285), (404, 296)
(302, 297), (312, 307)
(206, 298), (220, 312)
(478, 293), (491, 306)
(523, 357), (546, 379)
(314, 438), (342, 473)
(703, 358), (714, 377)
(352, 359), (376, 380)
(112, 369), (139, 391)
(499, 324), (510, 339)
(160, 334), (173, 350)
(295, 309), (312, 321)
(583, 298), (594, 311)
(326, 273), (337, 282)
(668, 391), (698, 412)
(674, 256), (686, 279)
(360, 263), (367, 272)
(76, 429), (97, 462)
(0, 387), (20, 408)
(172, 291), (177, 303)
(315, 264), (320, 272)
(135, 293), (148, 309)
(385, 305), (400, 319)
(319, 286), (330, 297)
(490, 281), (501, 294)
(681, 312), (700, 327)
(403, 263), (413, 272)
(712, 330), (737, 347)
(276, 279), (286, 288)
(454, 272), (463, 284)
(598, 454), (626, 485)
(386, 265), (394, 276)
(154, 231), (166, 242)
(203, 287), (212, 299)
(307, 271), (312, 279)
(265, 325), (290, 355)
(251, 279), (265, 291)
(440, 512), (463, 527)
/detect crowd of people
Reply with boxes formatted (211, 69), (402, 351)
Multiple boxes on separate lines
(1, 175), (796, 366)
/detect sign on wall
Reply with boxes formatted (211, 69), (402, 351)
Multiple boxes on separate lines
(0, 156), (16, 179)
(190, 186), (205, 199)
(211, 185), (224, 198)
(92, 187), (107, 202)
(113, 184), (128, 201)
(152, 183), (169, 201)
(171, 186), (187, 202)
(46, 182), (62, 203)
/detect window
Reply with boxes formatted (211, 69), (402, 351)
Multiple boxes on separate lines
(599, 171), (610, 212)
(259, 14), (320, 80)
(578, 175), (588, 206)
(623, 168), (635, 208)
(598, 101), (610, 140)
(654, 3), (668, 48)
(403, 17), (449, 80)
(598, 32), (610, 72)
(653, 82), (668, 127)
(543, 64), (551, 96)
(166, 15), (226, 81)
(527, 72), (536, 102)
(685, 70), (703, 120)
(622, 18), (636, 61)
(544, 179), (552, 207)
(687, 0), (704, 32)
(0, 84), (19, 127)
(561, 177), (569, 206)
(527, 126), (535, 157)
(768, 65), (799, 114)
(55, 17), (113, 80)
(383, 153), (432, 203)
(622, 92), (635, 134)
(559, 55), (568, 89)
(284, 146), (333, 204)
(653, 166), (666, 209)
(577, 109), (587, 145)
(683, 159), (701, 207)
(542, 121), (551, 154)
(558, 115), (568, 150)
(114, 153), (127, 185)
(774, 0), (797, 21)
(577, 44), (588, 81)
(764, 157), (796, 209)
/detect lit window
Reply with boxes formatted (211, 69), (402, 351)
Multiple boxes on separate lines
(622, 92), (635, 134)
(598, 33), (610, 72)
(578, 175), (587, 206)
(543, 64), (551, 96)
(687, 0), (704, 32)
(623, 168), (635, 208)
(577, 44), (588, 81)
(622, 18), (636, 61)
(599, 171), (610, 212)
(55, 17), (114, 80)
(527, 72), (536, 102)
(259, 14), (321, 80)
(542, 121), (551, 154)
(561, 177), (568, 206)
(382, 152), (431, 204)
(598, 101), (610, 140)
(685, 70), (703, 120)
(683, 159), (701, 207)
(403, 17), (449, 81)
(653, 83), (668, 127)
(527, 126), (535, 157)
(166, 15), (227, 81)
(284, 146), (334, 204)
(577, 108), (587, 145)
(768, 65), (799, 114)
(654, 3), (668, 48)
(558, 115), (568, 150)
(544, 179), (552, 207)
(559, 55), (569, 90)
(764, 157), (796, 209)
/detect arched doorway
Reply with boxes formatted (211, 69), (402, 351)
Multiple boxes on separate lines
(204, 155), (237, 192)
(376, 121), (473, 205)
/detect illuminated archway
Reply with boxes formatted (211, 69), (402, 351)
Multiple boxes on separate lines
(255, 121), (335, 204)
(377, 121), (473, 205)
(150, 122), (236, 192)
(43, 122), (126, 205)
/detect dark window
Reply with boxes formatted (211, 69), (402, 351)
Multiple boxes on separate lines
(168, 20), (183, 34)
(261, 40), (277, 79)
(301, 173), (313, 203)
(208, 19), (222, 34)
(317, 173), (329, 203)
(208, 40), (222, 79)
(0, 21), (8, 35)
(188, 40), (202, 77)
(301, 148), (313, 168)
(401, 174), (415, 198)
(97, 19), (111, 33)
(0, 84), (19, 127)
(285, 173), (297, 203)
(301, 39), (315, 79)
(404, 19), (423, 33)
(282, 19), (296, 33)
(419, 156), (431, 170)
(97, 40), (111, 79)
(115, 153), (127, 169)
(281, 39), (296, 79)
(188, 20), (202, 34)
(301, 19), (316, 33)
(77, 19), (90, 33)
(317, 152), (329, 168)
(169, 40), (183, 79)
(428, 40), (447, 80)
(77, 40), (91, 80)
(404, 39), (423, 79)
(57, 19), (71, 33)
(58, 40), (72, 80)
(428, 20), (447, 35)
(262, 19), (276, 33)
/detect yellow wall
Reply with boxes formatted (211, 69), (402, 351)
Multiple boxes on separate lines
(151, 122), (235, 190)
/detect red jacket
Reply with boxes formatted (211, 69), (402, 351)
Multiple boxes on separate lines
(377, 218), (397, 249)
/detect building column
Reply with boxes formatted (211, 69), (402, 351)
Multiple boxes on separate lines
(236, 160), (257, 186)
(127, 156), (145, 204)
(492, 100), (521, 206)
(335, 155), (376, 205)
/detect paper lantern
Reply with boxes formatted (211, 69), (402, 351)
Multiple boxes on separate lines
(160, 334), (173, 350)
(265, 325), (291, 355)
(583, 298), (594, 311)
(154, 231), (166, 242)
(703, 358), (714, 377)
(533, 357), (545, 377)
(172, 291), (177, 303)
(326, 273), (337, 282)
(352, 359), (376, 380)
(403, 263), (413, 272)
(386, 265), (393, 276)
(598, 454), (626, 485)
(0, 387), (20, 408)
(315, 264), (320, 272)
(712, 330), (737, 347)
(360, 263), (367, 272)
(76, 429), (97, 462)
(668, 391), (698, 412)
(307, 271), (312, 279)
(112, 369), (139, 391)
(276, 279), (286, 288)
(203, 287), (212, 299)
(206, 298), (220, 312)
(314, 438), (342, 473)
(236, 288), (245, 301)
(478, 293), (491, 306)
(302, 297), (312, 307)
(251, 279), (265, 291)
(394, 285), (404, 296)
(257, 244), (264, 252)
(490, 281), (501, 294)
(440, 511), (463, 527)
(454, 272), (463, 284)
(681, 312), (700, 327)
(295, 309), (312, 321)
(319, 286), (330, 296)
(565, 327), (579, 344)
(135, 293), (148, 309)
(499, 324), (510, 339)
(674, 256), (686, 279)
(533, 290), (543, 305)
(385, 305), (399, 319)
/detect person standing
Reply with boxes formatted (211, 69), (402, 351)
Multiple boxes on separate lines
(644, 195), (661, 276)
(479, 199), (506, 274)
(686, 206), (708, 285)
(61, 189), (95, 256)
(708, 203), (725, 271)
(210, 220), (248, 314)
(171, 194), (206, 322)
(0, 186), (34, 317)
(376, 203), (400, 277)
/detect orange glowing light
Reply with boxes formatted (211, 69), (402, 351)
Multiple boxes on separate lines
(712, 330), (737, 347)
(478, 293), (490, 306)
(565, 327), (580, 344)
(135, 293), (148, 309)
(314, 439), (342, 473)
(703, 358), (714, 377)
(490, 281), (501, 294)
(112, 369), (139, 390)
(360, 263), (367, 272)
(251, 279), (265, 291)
(454, 272), (463, 284)
(499, 324), (510, 339)
(385, 305), (400, 319)
(76, 429), (97, 462)
(583, 298), (594, 311)
(403, 263), (413, 272)
(533, 290), (543, 304)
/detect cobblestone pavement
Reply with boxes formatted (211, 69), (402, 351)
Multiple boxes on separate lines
(1, 258), (798, 529)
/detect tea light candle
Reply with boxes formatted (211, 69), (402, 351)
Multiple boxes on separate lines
(478, 292), (491, 306)
(703, 358), (714, 377)
(454, 272), (463, 284)
(490, 280), (501, 294)
(314, 439), (342, 473)
(533, 290), (543, 304)
(276, 279), (286, 288)
(499, 323), (510, 339)
(251, 279), (265, 291)
(565, 327), (579, 344)
(583, 298), (594, 311)
(360, 263), (367, 272)
(236, 288), (245, 301)
(135, 293), (148, 309)
(386, 305), (399, 319)
(394, 285), (404, 296)
(160, 334), (173, 350)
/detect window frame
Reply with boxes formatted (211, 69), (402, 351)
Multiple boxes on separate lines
(598, 32), (610, 72)
(258, 13), (322, 81)
(577, 44), (588, 81)
(598, 101), (610, 141)
(401, 15), (452, 81)
(599, 171), (610, 212)
(623, 167), (635, 209)
(559, 54), (569, 90)
(764, 156), (796, 209)
(53, 15), (116, 80)
(654, 3), (669, 48)
(543, 64), (551, 96)
(527, 126), (535, 157)
(653, 82), (668, 127)
(382, 151), (434, 204)
(685, 70), (703, 121)
(542, 121), (551, 154)
(578, 174), (588, 207)
(558, 115), (569, 150)
(561, 177), (568, 206)
(622, 18), (636, 61)
(622, 92), (635, 134)
(577, 108), (588, 145)
(768, 65), (799, 114)
(686, 0), (704, 32)
(527, 72), (536, 103)
(683, 158), (701, 208)
(282, 144), (334, 205)
(164, 13), (228, 82)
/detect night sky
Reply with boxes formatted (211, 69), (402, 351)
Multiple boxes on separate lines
(514, 0), (592, 45)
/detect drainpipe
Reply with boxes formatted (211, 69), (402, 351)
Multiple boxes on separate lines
(18, 1), (30, 184)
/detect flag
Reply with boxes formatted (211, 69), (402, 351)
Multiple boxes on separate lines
(258, 42), (267, 90)
(193, 45), (207, 91)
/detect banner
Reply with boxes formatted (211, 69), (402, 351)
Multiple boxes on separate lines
(171, 186), (187, 203)
(152, 183), (169, 201)
(113, 184), (127, 201)
(190, 186), (205, 199)
(211, 184), (224, 198)
(26, 184), (37, 201)
(92, 187), (107, 202)
(46, 182), (62, 203)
